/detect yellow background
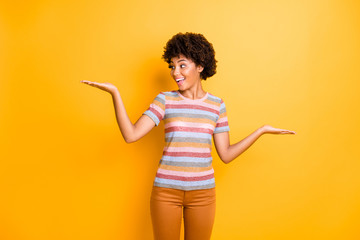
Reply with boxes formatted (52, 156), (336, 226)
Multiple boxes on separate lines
(1, 0), (360, 239)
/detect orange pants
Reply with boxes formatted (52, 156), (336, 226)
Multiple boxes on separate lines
(150, 186), (216, 240)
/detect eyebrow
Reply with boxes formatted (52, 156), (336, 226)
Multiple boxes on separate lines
(170, 59), (186, 64)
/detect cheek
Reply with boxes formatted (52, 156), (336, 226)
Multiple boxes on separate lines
(184, 68), (193, 76)
(187, 68), (198, 78)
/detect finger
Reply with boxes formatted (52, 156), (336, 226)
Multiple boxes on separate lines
(88, 81), (99, 86)
(286, 129), (296, 134)
(81, 80), (92, 85)
(283, 131), (296, 134)
(81, 81), (99, 88)
(278, 128), (294, 133)
(81, 80), (97, 85)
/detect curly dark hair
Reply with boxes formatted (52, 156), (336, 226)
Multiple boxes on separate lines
(162, 32), (217, 80)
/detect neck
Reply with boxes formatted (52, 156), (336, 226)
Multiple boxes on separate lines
(179, 80), (206, 100)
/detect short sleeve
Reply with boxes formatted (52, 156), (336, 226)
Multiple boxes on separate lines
(213, 99), (230, 134)
(143, 92), (166, 126)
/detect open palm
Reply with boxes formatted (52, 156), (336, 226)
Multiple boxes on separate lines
(262, 125), (296, 134)
(80, 80), (118, 94)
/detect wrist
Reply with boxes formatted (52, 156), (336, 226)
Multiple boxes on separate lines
(258, 126), (266, 135)
(110, 88), (120, 96)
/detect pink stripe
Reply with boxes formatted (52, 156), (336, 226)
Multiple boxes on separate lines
(165, 126), (213, 134)
(217, 116), (228, 123)
(167, 104), (219, 114)
(149, 108), (162, 121)
(163, 151), (211, 158)
(216, 122), (229, 128)
(151, 104), (164, 117)
(157, 168), (214, 177)
(166, 100), (219, 111)
(165, 121), (214, 130)
(156, 172), (214, 181)
(164, 147), (211, 153)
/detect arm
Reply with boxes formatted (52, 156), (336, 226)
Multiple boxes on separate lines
(213, 125), (296, 164)
(111, 90), (155, 143)
(81, 80), (156, 143)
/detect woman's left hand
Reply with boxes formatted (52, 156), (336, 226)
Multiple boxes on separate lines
(260, 125), (296, 134)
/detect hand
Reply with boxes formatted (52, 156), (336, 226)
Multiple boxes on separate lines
(80, 80), (118, 94)
(260, 125), (296, 135)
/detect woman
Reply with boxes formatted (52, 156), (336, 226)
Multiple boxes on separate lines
(81, 32), (296, 240)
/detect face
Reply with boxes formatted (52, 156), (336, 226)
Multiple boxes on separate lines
(169, 54), (204, 91)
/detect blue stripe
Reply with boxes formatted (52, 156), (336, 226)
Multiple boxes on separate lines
(207, 94), (221, 103)
(213, 126), (230, 134)
(161, 155), (213, 163)
(163, 91), (178, 97)
(165, 132), (212, 139)
(165, 108), (218, 117)
(143, 110), (160, 126)
(219, 102), (226, 114)
(164, 113), (217, 122)
(154, 177), (215, 186)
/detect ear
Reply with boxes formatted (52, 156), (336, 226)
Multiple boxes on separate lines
(197, 65), (204, 73)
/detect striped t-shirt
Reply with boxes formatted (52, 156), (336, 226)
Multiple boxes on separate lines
(143, 90), (230, 191)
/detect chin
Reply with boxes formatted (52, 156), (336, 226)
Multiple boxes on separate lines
(178, 85), (186, 90)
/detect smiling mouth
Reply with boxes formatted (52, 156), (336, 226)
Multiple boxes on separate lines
(176, 77), (185, 86)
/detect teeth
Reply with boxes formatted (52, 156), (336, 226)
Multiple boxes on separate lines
(176, 78), (185, 82)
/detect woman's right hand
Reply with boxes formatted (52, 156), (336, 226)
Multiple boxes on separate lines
(80, 80), (118, 94)
(260, 125), (296, 135)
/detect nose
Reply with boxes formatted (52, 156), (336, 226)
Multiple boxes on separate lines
(173, 66), (180, 76)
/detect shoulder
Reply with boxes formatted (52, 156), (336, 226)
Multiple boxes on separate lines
(152, 90), (178, 103)
(207, 92), (224, 104)
(160, 90), (178, 97)
(157, 90), (181, 101)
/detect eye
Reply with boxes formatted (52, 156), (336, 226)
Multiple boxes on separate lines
(180, 64), (186, 68)
(168, 65), (174, 69)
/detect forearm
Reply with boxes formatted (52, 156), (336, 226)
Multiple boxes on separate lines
(110, 90), (136, 143)
(223, 127), (265, 164)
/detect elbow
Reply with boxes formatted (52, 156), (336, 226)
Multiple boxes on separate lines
(219, 155), (232, 164)
(124, 139), (133, 144)
(124, 136), (137, 144)
(222, 158), (231, 164)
